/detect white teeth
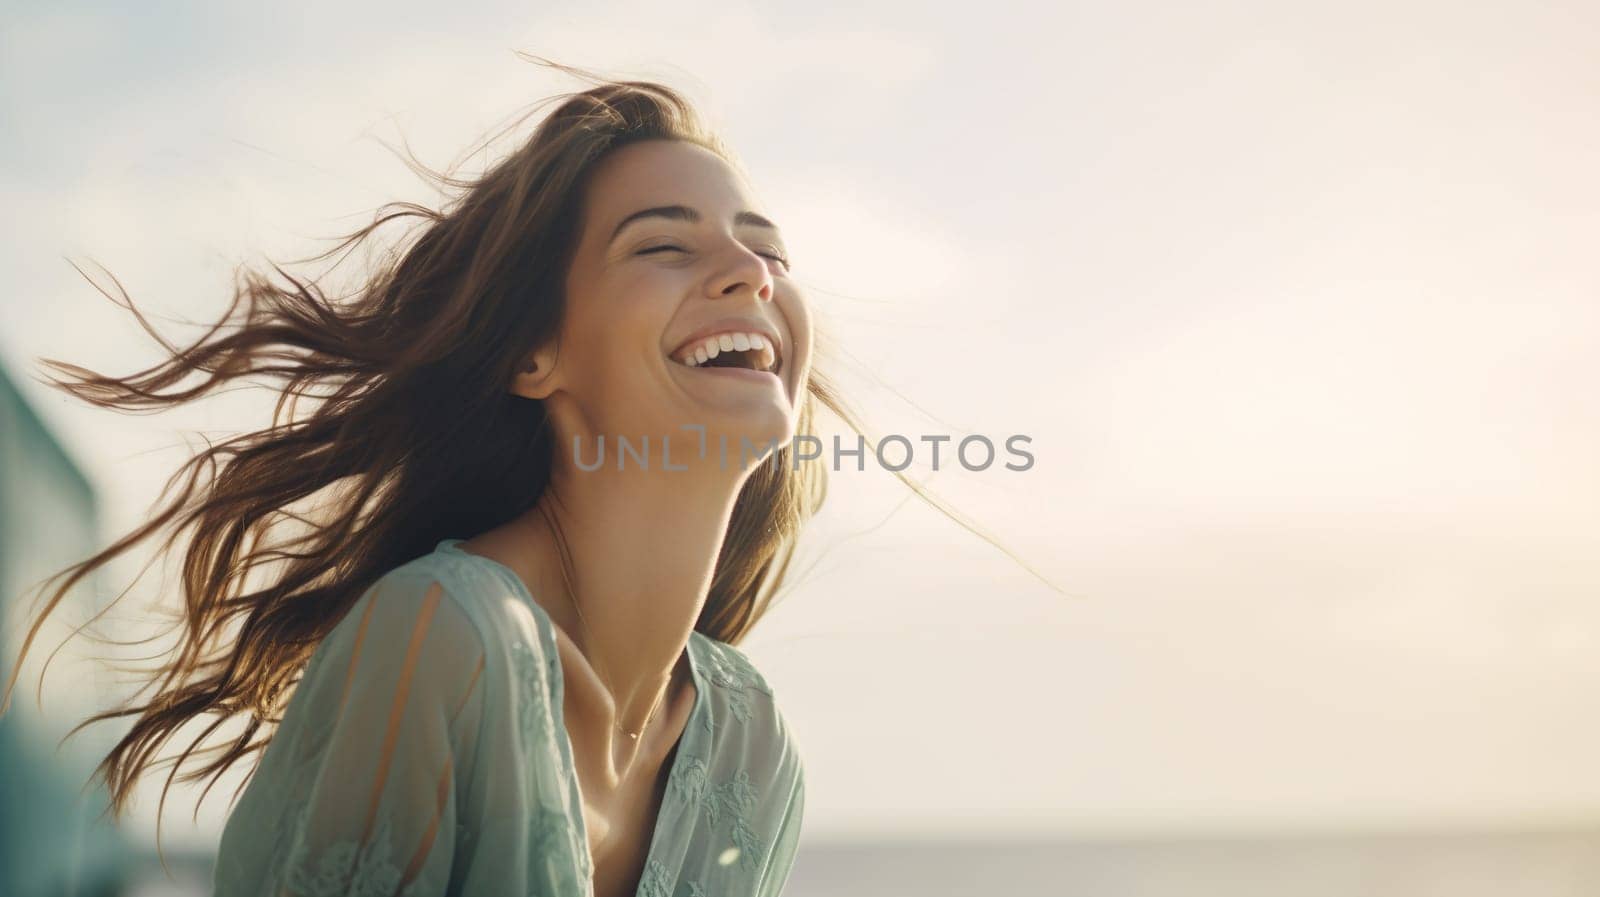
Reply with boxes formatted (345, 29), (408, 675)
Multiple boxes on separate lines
(674, 331), (780, 370)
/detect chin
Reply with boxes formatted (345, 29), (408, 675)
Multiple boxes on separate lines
(693, 414), (794, 467)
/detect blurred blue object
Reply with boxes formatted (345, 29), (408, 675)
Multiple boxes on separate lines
(0, 356), (135, 897)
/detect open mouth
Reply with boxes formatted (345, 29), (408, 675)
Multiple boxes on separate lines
(670, 331), (783, 377)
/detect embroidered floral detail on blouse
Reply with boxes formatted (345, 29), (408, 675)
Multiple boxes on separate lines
(696, 643), (771, 736)
(668, 756), (711, 806)
(527, 805), (569, 856)
(729, 815), (763, 873)
(652, 642), (784, 880)
(508, 637), (547, 741)
(701, 769), (758, 831)
(726, 689), (753, 724)
(283, 808), (410, 897)
(665, 759), (768, 873)
(703, 652), (742, 689)
(699, 643), (772, 730)
(638, 858), (675, 897)
(523, 805), (585, 895)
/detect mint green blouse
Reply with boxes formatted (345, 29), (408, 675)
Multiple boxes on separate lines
(212, 538), (805, 897)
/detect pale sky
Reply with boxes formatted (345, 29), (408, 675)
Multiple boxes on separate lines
(2, 0), (1598, 851)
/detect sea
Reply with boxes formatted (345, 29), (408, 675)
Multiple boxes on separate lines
(120, 827), (1600, 897)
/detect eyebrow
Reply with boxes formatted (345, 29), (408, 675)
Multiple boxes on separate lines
(606, 205), (781, 247)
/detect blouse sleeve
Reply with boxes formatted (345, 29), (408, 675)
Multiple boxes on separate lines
(755, 769), (806, 897)
(273, 571), (487, 897)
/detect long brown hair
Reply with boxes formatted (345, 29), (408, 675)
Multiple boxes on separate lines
(1, 56), (1055, 835)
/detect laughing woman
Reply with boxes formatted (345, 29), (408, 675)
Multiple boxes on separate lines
(196, 83), (817, 895)
(7, 65), (824, 897)
(0, 59), (1018, 897)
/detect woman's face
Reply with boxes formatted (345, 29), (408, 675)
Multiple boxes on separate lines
(527, 139), (812, 469)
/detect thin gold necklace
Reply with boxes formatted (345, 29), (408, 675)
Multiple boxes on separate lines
(521, 510), (667, 742)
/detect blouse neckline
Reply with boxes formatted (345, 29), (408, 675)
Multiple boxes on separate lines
(433, 537), (709, 894)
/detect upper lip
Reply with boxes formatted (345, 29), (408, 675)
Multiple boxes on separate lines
(669, 317), (784, 371)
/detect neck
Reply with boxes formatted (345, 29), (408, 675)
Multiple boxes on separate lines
(514, 444), (753, 747)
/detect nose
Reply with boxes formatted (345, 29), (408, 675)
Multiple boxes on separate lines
(708, 242), (775, 303)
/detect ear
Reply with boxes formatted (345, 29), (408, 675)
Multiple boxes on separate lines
(509, 340), (561, 401)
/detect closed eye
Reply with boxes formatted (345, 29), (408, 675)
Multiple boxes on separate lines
(638, 244), (791, 269)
